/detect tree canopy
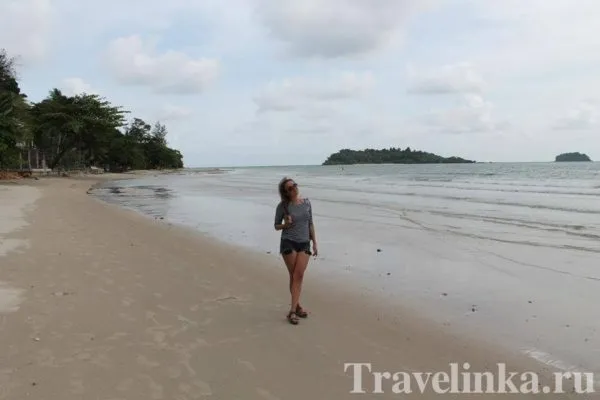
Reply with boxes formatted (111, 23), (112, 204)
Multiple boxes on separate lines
(0, 48), (183, 171)
(322, 147), (475, 165)
(0, 49), (30, 168)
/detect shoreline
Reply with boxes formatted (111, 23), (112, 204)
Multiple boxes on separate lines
(88, 173), (600, 377)
(88, 169), (600, 377)
(0, 176), (593, 398)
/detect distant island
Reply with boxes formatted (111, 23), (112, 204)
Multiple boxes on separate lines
(322, 147), (475, 165)
(555, 152), (592, 162)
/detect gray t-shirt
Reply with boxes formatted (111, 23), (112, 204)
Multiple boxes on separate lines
(274, 198), (313, 243)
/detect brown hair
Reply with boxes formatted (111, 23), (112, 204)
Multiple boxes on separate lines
(278, 177), (294, 204)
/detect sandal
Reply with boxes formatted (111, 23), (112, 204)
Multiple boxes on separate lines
(295, 305), (308, 318)
(287, 311), (299, 325)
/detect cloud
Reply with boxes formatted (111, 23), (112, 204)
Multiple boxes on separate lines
(105, 35), (220, 94)
(553, 100), (599, 131)
(157, 104), (193, 121)
(254, 0), (435, 58)
(420, 94), (508, 134)
(0, 0), (54, 63)
(6, 0), (600, 165)
(60, 78), (96, 96)
(254, 71), (374, 113)
(462, 0), (600, 79)
(407, 63), (485, 95)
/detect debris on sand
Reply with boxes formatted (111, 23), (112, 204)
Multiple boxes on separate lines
(0, 171), (23, 180)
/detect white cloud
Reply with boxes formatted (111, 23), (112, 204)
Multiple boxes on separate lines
(60, 78), (96, 96)
(254, 71), (374, 113)
(420, 94), (508, 134)
(0, 0), (54, 63)
(464, 0), (600, 78)
(407, 63), (485, 95)
(157, 104), (193, 121)
(105, 35), (220, 94)
(5, 0), (600, 165)
(554, 100), (599, 131)
(255, 0), (437, 57)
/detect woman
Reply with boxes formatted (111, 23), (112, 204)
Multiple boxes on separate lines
(274, 177), (318, 325)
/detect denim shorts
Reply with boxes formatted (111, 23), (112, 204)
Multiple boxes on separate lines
(280, 239), (311, 255)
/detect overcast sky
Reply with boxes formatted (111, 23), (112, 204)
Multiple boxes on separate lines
(2, 0), (599, 167)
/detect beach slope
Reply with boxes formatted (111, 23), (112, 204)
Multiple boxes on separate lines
(0, 178), (583, 399)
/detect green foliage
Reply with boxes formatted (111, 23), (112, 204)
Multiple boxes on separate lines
(555, 152), (591, 162)
(1, 48), (184, 172)
(323, 147), (475, 165)
(0, 49), (31, 168)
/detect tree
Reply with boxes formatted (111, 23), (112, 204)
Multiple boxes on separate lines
(1, 48), (184, 174)
(31, 90), (128, 169)
(125, 118), (152, 144)
(151, 121), (168, 147)
(0, 49), (30, 168)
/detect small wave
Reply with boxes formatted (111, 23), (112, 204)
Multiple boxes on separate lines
(406, 183), (600, 197)
(522, 348), (582, 373)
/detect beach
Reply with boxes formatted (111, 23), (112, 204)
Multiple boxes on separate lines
(92, 163), (600, 375)
(0, 173), (596, 398)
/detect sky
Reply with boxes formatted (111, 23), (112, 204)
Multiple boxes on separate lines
(1, 0), (600, 167)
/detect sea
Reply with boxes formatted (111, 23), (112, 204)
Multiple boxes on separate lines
(91, 162), (600, 376)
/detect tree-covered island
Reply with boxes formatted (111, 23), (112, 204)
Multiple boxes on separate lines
(554, 152), (592, 162)
(322, 147), (475, 165)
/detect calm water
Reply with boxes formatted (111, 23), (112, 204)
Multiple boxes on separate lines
(92, 162), (600, 375)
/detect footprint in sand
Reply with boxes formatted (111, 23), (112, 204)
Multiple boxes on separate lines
(137, 355), (160, 368)
(256, 388), (281, 400)
(139, 375), (164, 400)
(118, 313), (137, 322)
(237, 359), (256, 372)
(121, 297), (134, 307)
(70, 378), (85, 395)
(167, 366), (182, 379)
(152, 331), (167, 343)
(116, 378), (134, 392)
(107, 332), (129, 341)
(178, 380), (212, 397)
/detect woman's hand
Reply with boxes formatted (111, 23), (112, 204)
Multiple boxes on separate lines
(312, 241), (318, 257)
(284, 215), (293, 228)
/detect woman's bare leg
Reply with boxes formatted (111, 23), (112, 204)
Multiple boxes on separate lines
(282, 252), (297, 294)
(290, 252), (310, 313)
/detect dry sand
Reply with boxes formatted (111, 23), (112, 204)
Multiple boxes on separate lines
(0, 177), (591, 399)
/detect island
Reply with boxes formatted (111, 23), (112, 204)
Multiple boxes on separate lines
(322, 147), (475, 165)
(555, 152), (592, 162)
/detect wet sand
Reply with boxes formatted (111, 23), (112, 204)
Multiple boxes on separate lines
(0, 177), (591, 399)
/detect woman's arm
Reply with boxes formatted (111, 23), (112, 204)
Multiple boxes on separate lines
(274, 202), (289, 231)
(275, 222), (289, 231)
(307, 200), (318, 255)
(309, 222), (316, 242)
(307, 199), (316, 242)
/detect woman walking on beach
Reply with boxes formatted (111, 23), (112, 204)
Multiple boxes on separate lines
(274, 177), (318, 325)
